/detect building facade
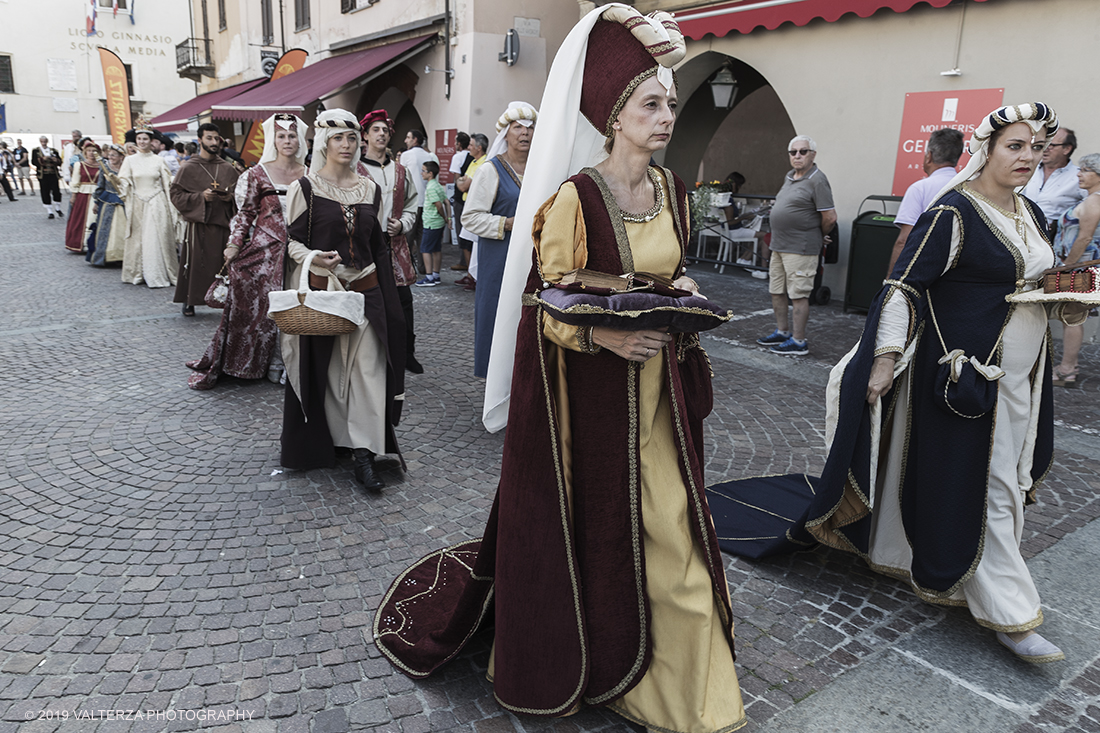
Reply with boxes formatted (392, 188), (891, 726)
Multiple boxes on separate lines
(178, 0), (581, 154)
(168, 0), (1096, 297)
(0, 0), (196, 146)
(645, 0), (1099, 294)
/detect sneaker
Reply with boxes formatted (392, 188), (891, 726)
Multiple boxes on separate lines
(415, 276), (438, 287)
(751, 270), (768, 279)
(770, 337), (808, 355)
(48, 213), (55, 219)
(756, 329), (790, 346)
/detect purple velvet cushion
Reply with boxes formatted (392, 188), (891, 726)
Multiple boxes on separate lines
(537, 287), (732, 333)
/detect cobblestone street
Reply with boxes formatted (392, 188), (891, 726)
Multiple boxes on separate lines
(2, 196), (1099, 733)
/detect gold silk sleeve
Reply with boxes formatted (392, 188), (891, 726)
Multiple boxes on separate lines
(533, 182), (590, 352)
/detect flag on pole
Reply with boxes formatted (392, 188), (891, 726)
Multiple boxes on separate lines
(98, 48), (132, 145)
(86, 0), (97, 36)
(113, 0), (118, 17)
(130, 0), (136, 25)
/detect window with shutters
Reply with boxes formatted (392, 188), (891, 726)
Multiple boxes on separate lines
(0, 56), (14, 94)
(262, 0), (274, 44)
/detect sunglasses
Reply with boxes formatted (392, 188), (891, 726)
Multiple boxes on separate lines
(788, 148), (812, 157)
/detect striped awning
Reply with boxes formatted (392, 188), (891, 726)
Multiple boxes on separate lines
(675, 0), (992, 40)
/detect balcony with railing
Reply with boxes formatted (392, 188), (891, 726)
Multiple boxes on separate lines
(176, 38), (214, 81)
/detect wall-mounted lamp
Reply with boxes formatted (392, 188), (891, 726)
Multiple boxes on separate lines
(424, 65), (455, 78)
(708, 63), (739, 110)
(939, 68), (962, 77)
(499, 29), (520, 66)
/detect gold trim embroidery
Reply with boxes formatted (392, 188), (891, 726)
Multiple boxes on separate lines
(585, 360), (648, 705)
(620, 167), (665, 223)
(372, 540), (494, 679)
(498, 306), (588, 716)
(883, 279), (921, 299)
(537, 296), (733, 323)
(581, 167), (635, 272)
(658, 165), (689, 272)
(603, 67), (658, 137)
(666, 355), (733, 639)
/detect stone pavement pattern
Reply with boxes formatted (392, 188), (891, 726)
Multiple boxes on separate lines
(1, 197), (1099, 733)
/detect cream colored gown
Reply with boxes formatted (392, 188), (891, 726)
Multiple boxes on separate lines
(117, 151), (178, 288)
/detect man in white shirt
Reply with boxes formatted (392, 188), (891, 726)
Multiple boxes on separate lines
(448, 132), (471, 271)
(454, 133), (488, 287)
(399, 130), (439, 269)
(1022, 127), (1086, 237)
(61, 128), (82, 187)
(152, 134), (181, 175)
(886, 127), (964, 274)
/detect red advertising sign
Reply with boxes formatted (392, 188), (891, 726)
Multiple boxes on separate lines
(892, 88), (1004, 196)
(434, 128), (458, 185)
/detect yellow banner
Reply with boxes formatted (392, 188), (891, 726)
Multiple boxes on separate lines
(98, 47), (132, 145)
(241, 49), (309, 165)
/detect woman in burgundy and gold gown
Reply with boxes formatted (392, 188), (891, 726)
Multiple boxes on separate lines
(375, 7), (745, 732)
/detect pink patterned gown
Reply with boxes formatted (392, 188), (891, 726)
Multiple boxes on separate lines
(186, 164), (290, 390)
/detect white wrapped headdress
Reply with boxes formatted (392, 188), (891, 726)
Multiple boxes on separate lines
(935, 102), (1059, 201)
(310, 109), (362, 175)
(481, 3), (685, 432)
(260, 113), (308, 166)
(486, 102), (539, 160)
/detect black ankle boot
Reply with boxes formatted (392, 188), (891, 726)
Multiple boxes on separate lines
(353, 449), (384, 493)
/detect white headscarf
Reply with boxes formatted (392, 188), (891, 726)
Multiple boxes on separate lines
(486, 101), (538, 160)
(309, 109), (362, 175)
(935, 102), (1059, 201)
(260, 113), (308, 167)
(481, 3), (679, 432)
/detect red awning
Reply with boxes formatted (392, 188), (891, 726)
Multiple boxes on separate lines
(676, 0), (991, 40)
(150, 77), (267, 132)
(211, 35), (435, 121)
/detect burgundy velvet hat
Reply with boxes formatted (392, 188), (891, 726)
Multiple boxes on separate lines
(360, 109), (394, 136)
(579, 8), (686, 138)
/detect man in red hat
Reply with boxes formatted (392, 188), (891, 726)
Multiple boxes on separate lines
(358, 109), (424, 374)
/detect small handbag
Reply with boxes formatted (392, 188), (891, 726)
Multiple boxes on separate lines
(267, 250), (366, 336)
(927, 291), (1005, 419)
(204, 264), (229, 309)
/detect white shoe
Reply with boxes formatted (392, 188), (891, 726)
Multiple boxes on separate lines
(996, 631), (1065, 663)
(751, 270), (768, 279)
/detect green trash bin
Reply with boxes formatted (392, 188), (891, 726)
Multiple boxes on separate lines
(844, 195), (903, 313)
